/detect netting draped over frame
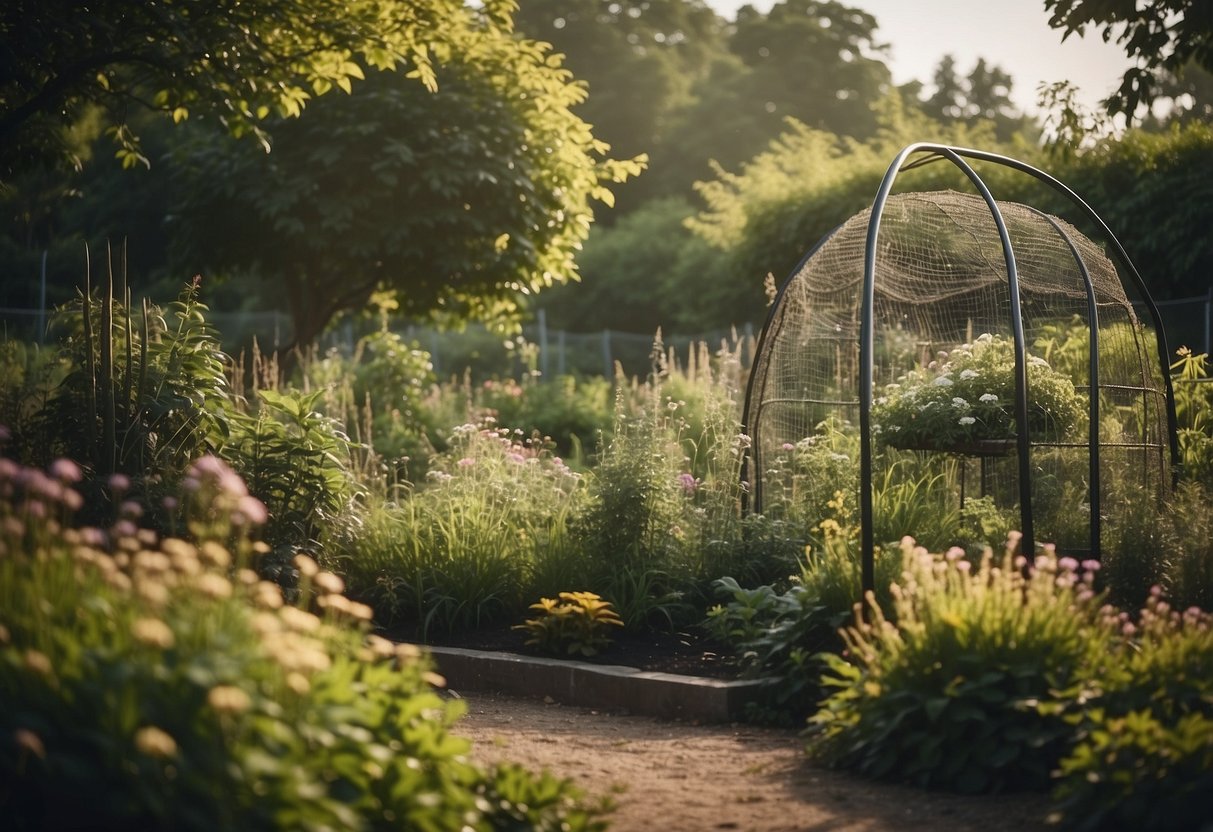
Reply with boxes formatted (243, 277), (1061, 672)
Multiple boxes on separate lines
(744, 189), (1173, 557)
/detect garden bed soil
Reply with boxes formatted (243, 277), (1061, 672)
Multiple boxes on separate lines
(454, 691), (1054, 832)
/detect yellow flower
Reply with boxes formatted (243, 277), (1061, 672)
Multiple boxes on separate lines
(293, 554), (319, 578)
(24, 650), (52, 677)
(14, 728), (45, 759)
(207, 685), (251, 714)
(313, 571), (344, 595)
(285, 672), (310, 695)
(194, 573), (232, 600)
(132, 617), (175, 649)
(134, 726), (178, 758)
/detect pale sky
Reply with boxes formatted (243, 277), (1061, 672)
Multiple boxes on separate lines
(707, 0), (1135, 116)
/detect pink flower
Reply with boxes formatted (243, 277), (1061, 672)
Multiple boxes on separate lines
(188, 456), (247, 497)
(108, 473), (131, 494)
(457, 458), (475, 467)
(49, 458), (83, 483)
(235, 495), (268, 525)
(677, 473), (698, 495)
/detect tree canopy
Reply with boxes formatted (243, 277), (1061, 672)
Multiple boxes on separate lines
(1044, 0), (1213, 119)
(167, 29), (641, 349)
(0, 0), (512, 179)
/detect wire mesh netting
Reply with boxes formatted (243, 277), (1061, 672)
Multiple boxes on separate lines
(745, 189), (1173, 556)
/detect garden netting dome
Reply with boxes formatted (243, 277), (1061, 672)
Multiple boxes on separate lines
(742, 146), (1179, 593)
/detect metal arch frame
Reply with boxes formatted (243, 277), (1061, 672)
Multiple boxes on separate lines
(740, 223), (844, 516)
(1026, 207), (1102, 559)
(857, 142), (1181, 598)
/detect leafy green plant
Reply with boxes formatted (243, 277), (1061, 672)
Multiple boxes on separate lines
(301, 322), (439, 479)
(1047, 590), (1213, 832)
(0, 342), (69, 465)
(326, 422), (587, 634)
(808, 539), (1111, 793)
(22, 274), (231, 525)
(572, 397), (694, 629)
(705, 494), (904, 724)
(759, 417), (859, 531)
(222, 387), (359, 561)
(1171, 347), (1213, 486)
(873, 332), (1083, 451)
(514, 591), (624, 657)
(0, 453), (606, 831)
(800, 489), (902, 617)
(705, 576), (830, 722)
(1158, 481), (1213, 611)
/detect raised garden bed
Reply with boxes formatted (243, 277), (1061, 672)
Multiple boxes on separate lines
(382, 624), (767, 722)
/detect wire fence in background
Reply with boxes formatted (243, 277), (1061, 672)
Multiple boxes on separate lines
(3, 290), (1210, 380)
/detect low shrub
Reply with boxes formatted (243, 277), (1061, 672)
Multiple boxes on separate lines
(807, 538), (1111, 793)
(222, 387), (361, 564)
(327, 422), (587, 634)
(706, 504), (901, 723)
(571, 397), (697, 629)
(873, 332), (1083, 452)
(15, 280), (231, 528)
(1047, 590), (1213, 832)
(479, 374), (613, 461)
(0, 452), (604, 831)
(1158, 481), (1213, 611)
(514, 591), (624, 657)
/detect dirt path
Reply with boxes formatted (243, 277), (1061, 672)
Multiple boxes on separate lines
(454, 692), (1054, 832)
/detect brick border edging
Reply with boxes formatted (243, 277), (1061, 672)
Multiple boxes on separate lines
(428, 646), (769, 722)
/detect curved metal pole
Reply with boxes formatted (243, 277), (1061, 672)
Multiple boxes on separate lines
(862, 143), (1034, 601)
(902, 146), (1180, 484)
(1029, 208), (1102, 559)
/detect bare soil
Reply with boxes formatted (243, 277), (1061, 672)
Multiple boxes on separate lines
(454, 691), (1054, 832)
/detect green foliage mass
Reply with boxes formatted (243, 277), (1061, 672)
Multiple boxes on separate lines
(167, 35), (641, 348)
(0, 453), (605, 831)
(808, 543), (1113, 794)
(0, 0), (513, 178)
(1047, 589), (1213, 831)
(1044, 0), (1213, 121)
(514, 591), (625, 657)
(1051, 122), (1213, 300)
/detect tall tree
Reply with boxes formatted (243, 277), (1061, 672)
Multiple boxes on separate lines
(0, 0), (507, 179)
(167, 34), (641, 350)
(1044, 0), (1213, 120)
(919, 56), (1029, 141)
(511, 0), (727, 210)
(657, 0), (892, 194)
